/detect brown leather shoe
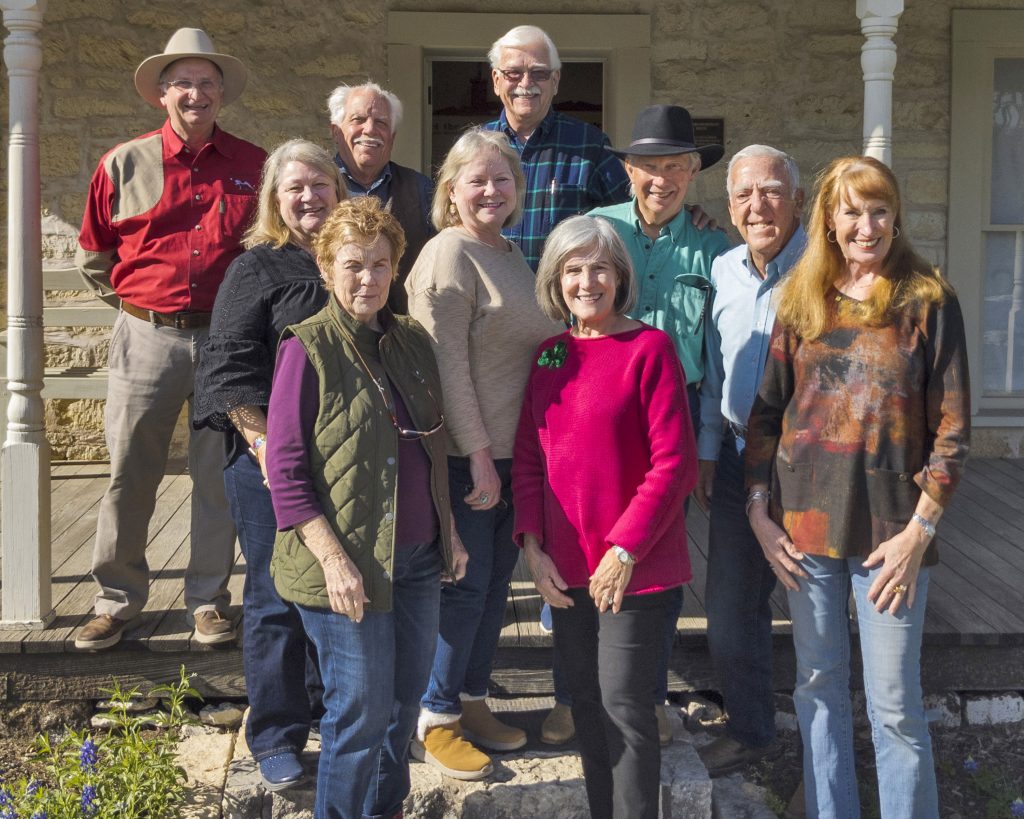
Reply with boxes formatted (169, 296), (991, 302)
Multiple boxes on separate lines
(193, 610), (236, 645)
(657, 703), (674, 747)
(540, 702), (575, 745)
(697, 735), (776, 777)
(74, 614), (126, 650)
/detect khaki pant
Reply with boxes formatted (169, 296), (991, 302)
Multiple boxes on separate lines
(90, 311), (235, 620)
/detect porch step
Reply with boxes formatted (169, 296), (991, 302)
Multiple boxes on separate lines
(219, 700), (737, 818)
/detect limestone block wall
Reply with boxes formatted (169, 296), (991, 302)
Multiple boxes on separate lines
(0, 0), (1019, 458)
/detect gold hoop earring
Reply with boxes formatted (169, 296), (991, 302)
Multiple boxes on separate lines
(826, 229), (837, 243)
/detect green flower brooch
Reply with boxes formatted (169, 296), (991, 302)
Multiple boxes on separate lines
(537, 340), (567, 369)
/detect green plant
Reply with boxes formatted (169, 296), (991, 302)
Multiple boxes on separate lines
(0, 666), (201, 818)
(960, 755), (1024, 819)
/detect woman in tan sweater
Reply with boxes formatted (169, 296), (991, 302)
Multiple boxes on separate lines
(407, 129), (561, 780)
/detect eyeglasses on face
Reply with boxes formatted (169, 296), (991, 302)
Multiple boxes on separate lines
(162, 79), (222, 95)
(497, 67), (554, 83)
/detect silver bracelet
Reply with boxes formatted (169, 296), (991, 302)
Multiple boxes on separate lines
(911, 512), (936, 539)
(745, 489), (770, 517)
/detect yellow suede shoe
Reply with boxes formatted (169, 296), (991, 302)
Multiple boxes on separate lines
(412, 722), (493, 781)
(459, 698), (527, 751)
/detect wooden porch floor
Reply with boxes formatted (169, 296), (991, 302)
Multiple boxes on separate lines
(1, 458), (1023, 699)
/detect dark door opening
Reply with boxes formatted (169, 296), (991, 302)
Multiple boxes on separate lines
(428, 59), (605, 176)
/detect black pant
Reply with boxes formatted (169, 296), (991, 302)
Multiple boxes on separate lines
(552, 587), (673, 819)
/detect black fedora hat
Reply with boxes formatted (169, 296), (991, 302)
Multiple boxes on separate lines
(608, 105), (724, 169)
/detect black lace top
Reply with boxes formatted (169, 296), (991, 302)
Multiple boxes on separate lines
(193, 242), (328, 463)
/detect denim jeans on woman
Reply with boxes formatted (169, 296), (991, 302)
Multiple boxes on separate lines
(552, 587), (673, 819)
(223, 452), (323, 761)
(300, 541), (442, 819)
(421, 457), (518, 714)
(787, 554), (937, 819)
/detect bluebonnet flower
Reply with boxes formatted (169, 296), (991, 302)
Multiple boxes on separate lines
(31, 812), (48, 819)
(0, 789), (9, 807)
(81, 784), (98, 815)
(0, 807), (15, 819)
(26, 779), (42, 795)
(1010, 797), (1024, 818)
(963, 756), (979, 773)
(79, 738), (98, 771)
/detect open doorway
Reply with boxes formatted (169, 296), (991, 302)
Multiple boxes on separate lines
(428, 59), (606, 176)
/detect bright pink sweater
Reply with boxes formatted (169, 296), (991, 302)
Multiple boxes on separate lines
(512, 325), (697, 594)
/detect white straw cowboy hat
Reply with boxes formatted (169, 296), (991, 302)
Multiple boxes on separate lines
(134, 28), (247, 108)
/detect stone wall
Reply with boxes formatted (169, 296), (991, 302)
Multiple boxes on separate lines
(0, 0), (1020, 458)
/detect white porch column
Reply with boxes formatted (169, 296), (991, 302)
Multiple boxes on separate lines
(1, 0), (53, 629)
(857, 0), (904, 166)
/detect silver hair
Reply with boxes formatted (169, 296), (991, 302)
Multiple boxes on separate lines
(535, 215), (637, 323)
(726, 144), (800, 197)
(488, 25), (561, 70)
(326, 82), (403, 132)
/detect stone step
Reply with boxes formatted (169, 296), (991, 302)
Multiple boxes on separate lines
(220, 700), (773, 818)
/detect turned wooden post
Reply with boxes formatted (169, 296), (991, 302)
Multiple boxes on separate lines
(1, 0), (53, 629)
(858, 0), (904, 167)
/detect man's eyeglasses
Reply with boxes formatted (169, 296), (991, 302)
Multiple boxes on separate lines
(162, 79), (222, 95)
(496, 67), (554, 83)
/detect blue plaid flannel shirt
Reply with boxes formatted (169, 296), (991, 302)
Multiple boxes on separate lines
(482, 109), (630, 271)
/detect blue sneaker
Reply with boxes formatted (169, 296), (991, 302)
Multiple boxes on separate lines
(540, 602), (553, 634)
(259, 751), (304, 792)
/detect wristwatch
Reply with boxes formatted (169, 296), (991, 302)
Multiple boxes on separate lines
(613, 546), (636, 566)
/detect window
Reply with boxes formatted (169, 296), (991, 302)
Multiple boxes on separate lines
(950, 11), (1024, 419)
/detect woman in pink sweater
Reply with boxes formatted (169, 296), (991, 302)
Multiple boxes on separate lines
(513, 215), (697, 819)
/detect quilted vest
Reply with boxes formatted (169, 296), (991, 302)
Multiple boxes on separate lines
(270, 297), (453, 611)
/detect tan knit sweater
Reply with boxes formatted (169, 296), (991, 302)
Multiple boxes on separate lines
(405, 227), (562, 459)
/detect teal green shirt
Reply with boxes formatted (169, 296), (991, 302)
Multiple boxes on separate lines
(588, 199), (731, 384)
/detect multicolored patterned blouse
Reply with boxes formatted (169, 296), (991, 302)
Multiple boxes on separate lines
(744, 287), (971, 563)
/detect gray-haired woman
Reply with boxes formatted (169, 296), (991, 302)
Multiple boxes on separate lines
(194, 138), (344, 791)
(513, 215), (697, 819)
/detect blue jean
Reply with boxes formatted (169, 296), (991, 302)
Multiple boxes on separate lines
(787, 554), (937, 819)
(300, 541), (442, 819)
(705, 430), (777, 748)
(421, 457), (517, 714)
(223, 453), (324, 761)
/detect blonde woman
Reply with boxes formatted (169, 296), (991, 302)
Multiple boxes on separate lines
(745, 155), (970, 818)
(406, 129), (562, 780)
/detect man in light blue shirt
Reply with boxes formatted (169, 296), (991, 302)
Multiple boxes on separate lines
(695, 144), (806, 777)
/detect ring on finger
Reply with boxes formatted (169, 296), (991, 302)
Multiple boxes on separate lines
(891, 584), (908, 595)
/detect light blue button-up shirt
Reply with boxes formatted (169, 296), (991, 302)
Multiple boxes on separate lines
(588, 198), (730, 384)
(697, 225), (807, 460)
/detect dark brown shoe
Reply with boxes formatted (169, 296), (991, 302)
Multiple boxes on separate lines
(74, 614), (126, 650)
(697, 735), (775, 777)
(193, 610), (236, 645)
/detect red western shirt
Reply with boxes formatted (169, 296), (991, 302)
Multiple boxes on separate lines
(76, 119), (266, 313)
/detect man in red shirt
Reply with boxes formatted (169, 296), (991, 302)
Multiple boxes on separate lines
(73, 29), (266, 650)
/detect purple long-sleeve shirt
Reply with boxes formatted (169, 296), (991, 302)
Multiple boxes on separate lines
(268, 335), (438, 548)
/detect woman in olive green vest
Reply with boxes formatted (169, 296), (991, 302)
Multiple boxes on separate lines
(265, 196), (468, 819)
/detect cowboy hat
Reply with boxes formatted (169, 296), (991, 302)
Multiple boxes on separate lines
(134, 28), (247, 108)
(608, 105), (723, 169)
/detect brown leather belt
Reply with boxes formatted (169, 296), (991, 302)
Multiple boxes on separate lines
(121, 301), (213, 329)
